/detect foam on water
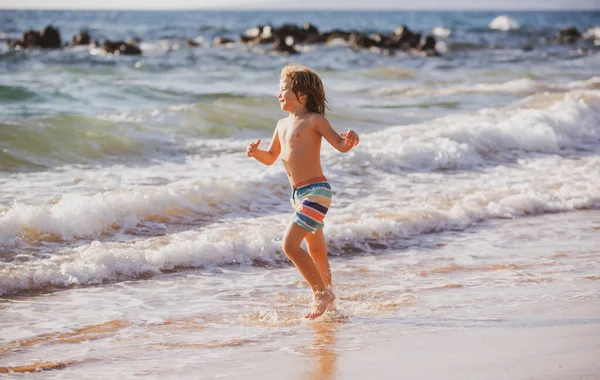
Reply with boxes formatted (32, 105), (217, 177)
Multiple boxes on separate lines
(489, 16), (520, 32)
(339, 90), (600, 171)
(1, 90), (599, 295)
(1, 151), (598, 295)
(370, 77), (600, 98)
(2, 90), (598, 248)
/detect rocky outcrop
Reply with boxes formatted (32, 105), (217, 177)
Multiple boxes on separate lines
(273, 36), (299, 54)
(556, 27), (582, 44)
(238, 22), (438, 56)
(71, 30), (90, 46)
(102, 40), (142, 55)
(8, 26), (61, 49)
(213, 36), (234, 46)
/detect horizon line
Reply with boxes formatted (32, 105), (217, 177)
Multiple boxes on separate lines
(1, 7), (599, 11)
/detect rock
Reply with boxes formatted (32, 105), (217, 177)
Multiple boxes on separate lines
(126, 37), (142, 45)
(39, 26), (61, 48)
(385, 26), (421, 50)
(273, 36), (298, 54)
(419, 35), (437, 51)
(102, 40), (142, 55)
(242, 22), (320, 45)
(9, 25), (61, 49)
(213, 36), (234, 46)
(241, 26), (263, 43)
(72, 30), (91, 46)
(323, 29), (352, 43)
(556, 27), (581, 44)
(349, 32), (378, 50)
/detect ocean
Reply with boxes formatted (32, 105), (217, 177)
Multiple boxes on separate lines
(1, 9), (599, 378)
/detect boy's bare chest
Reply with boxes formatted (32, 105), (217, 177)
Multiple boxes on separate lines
(279, 122), (315, 146)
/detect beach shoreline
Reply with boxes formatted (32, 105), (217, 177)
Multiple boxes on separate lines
(1, 210), (599, 379)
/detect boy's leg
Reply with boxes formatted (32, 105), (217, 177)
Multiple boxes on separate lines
(282, 221), (335, 319)
(304, 228), (332, 289)
(282, 221), (327, 293)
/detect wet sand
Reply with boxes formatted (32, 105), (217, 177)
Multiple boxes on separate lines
(200, 299), (600, 380)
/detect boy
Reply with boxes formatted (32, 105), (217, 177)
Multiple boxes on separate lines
(246, 64), (359, 319)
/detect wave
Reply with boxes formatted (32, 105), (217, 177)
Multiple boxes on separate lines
(0, 167), (287, 248)
(0, 95), (279, 172)
(1, 90), (598, 247)
(489, 16), (520, 32)
(0, 84), (42, 103)
(1, 151), (598, 296)
(369, 77), (600, 98)
(333, 90), (600, 172)
(0, 115), (163, 172)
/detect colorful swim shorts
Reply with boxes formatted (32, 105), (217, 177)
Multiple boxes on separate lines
(290, 176), (332, 234)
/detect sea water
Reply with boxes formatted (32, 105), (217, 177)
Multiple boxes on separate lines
(0, 10), (599, 378)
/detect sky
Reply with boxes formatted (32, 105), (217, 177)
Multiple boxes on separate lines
(0, 0), (598, 9)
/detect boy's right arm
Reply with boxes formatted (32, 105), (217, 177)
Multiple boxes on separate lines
(246, 125), (281, 166)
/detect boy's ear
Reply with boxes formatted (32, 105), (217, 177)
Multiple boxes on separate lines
(297, 91), (307, 103)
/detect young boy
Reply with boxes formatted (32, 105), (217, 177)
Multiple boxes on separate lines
(246, 64), (359, 319)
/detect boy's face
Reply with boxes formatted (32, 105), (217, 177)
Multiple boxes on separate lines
(278, 77), (305, 113)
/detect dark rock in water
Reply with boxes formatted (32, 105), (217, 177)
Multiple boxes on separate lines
(349, 32), (378, 50)
(303, 23), (319, 36)
(420, 35), (436, 51)
(242, 22), (320, 46)
(556, 27), (582, 44)
(388, 25), (421, 49)
(522, 44), (533, 52)
(72, 30), (91, 46)
(9, 25), (62, 49)
(40, 26), (61, 48)
(304, 33), (329, 44)
(322, 29), (352, 43)
(186, 39), (201, 47)
(213, 36), (234, 46)
(273, 36), (299, 54)
(103, 40), (142, 55)
(127, 37), (142, 45)
(240, 22), (440, 57)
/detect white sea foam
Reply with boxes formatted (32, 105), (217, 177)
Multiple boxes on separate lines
(1, 152), (598, 296)
(1, 91), (598, 254)
(583, 27), (600, 40)
(370, 77), (600, 98)
(489, 15), (520, 32)
(0, 166), (287, 247)
(344, 91), (600, 172)
(432, 26), (451, 38)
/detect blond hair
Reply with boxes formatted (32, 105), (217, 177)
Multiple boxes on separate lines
(280, 64), (328, 116)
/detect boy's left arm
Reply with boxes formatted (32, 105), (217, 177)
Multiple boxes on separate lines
(314, 115), (359, 152)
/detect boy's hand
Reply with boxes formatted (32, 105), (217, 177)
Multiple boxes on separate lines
(340, 131), (359, 148)
(246, 139), (261, 157)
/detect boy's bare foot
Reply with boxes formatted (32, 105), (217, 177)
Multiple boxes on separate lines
(305, 290), (336, 320)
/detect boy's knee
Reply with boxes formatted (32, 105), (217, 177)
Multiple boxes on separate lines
(308, 246), (327, 259)
(281, 238), (300, 257)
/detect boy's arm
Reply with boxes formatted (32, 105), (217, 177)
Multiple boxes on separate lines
(246, 125), (281, 165)
(314, 115), (359, 153)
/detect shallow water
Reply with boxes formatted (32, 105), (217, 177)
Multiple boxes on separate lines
(1, 10), (599, 377)
(1, 211), (598, 378)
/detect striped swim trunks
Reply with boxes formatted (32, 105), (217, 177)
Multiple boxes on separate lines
(290, 176), (332, 234)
